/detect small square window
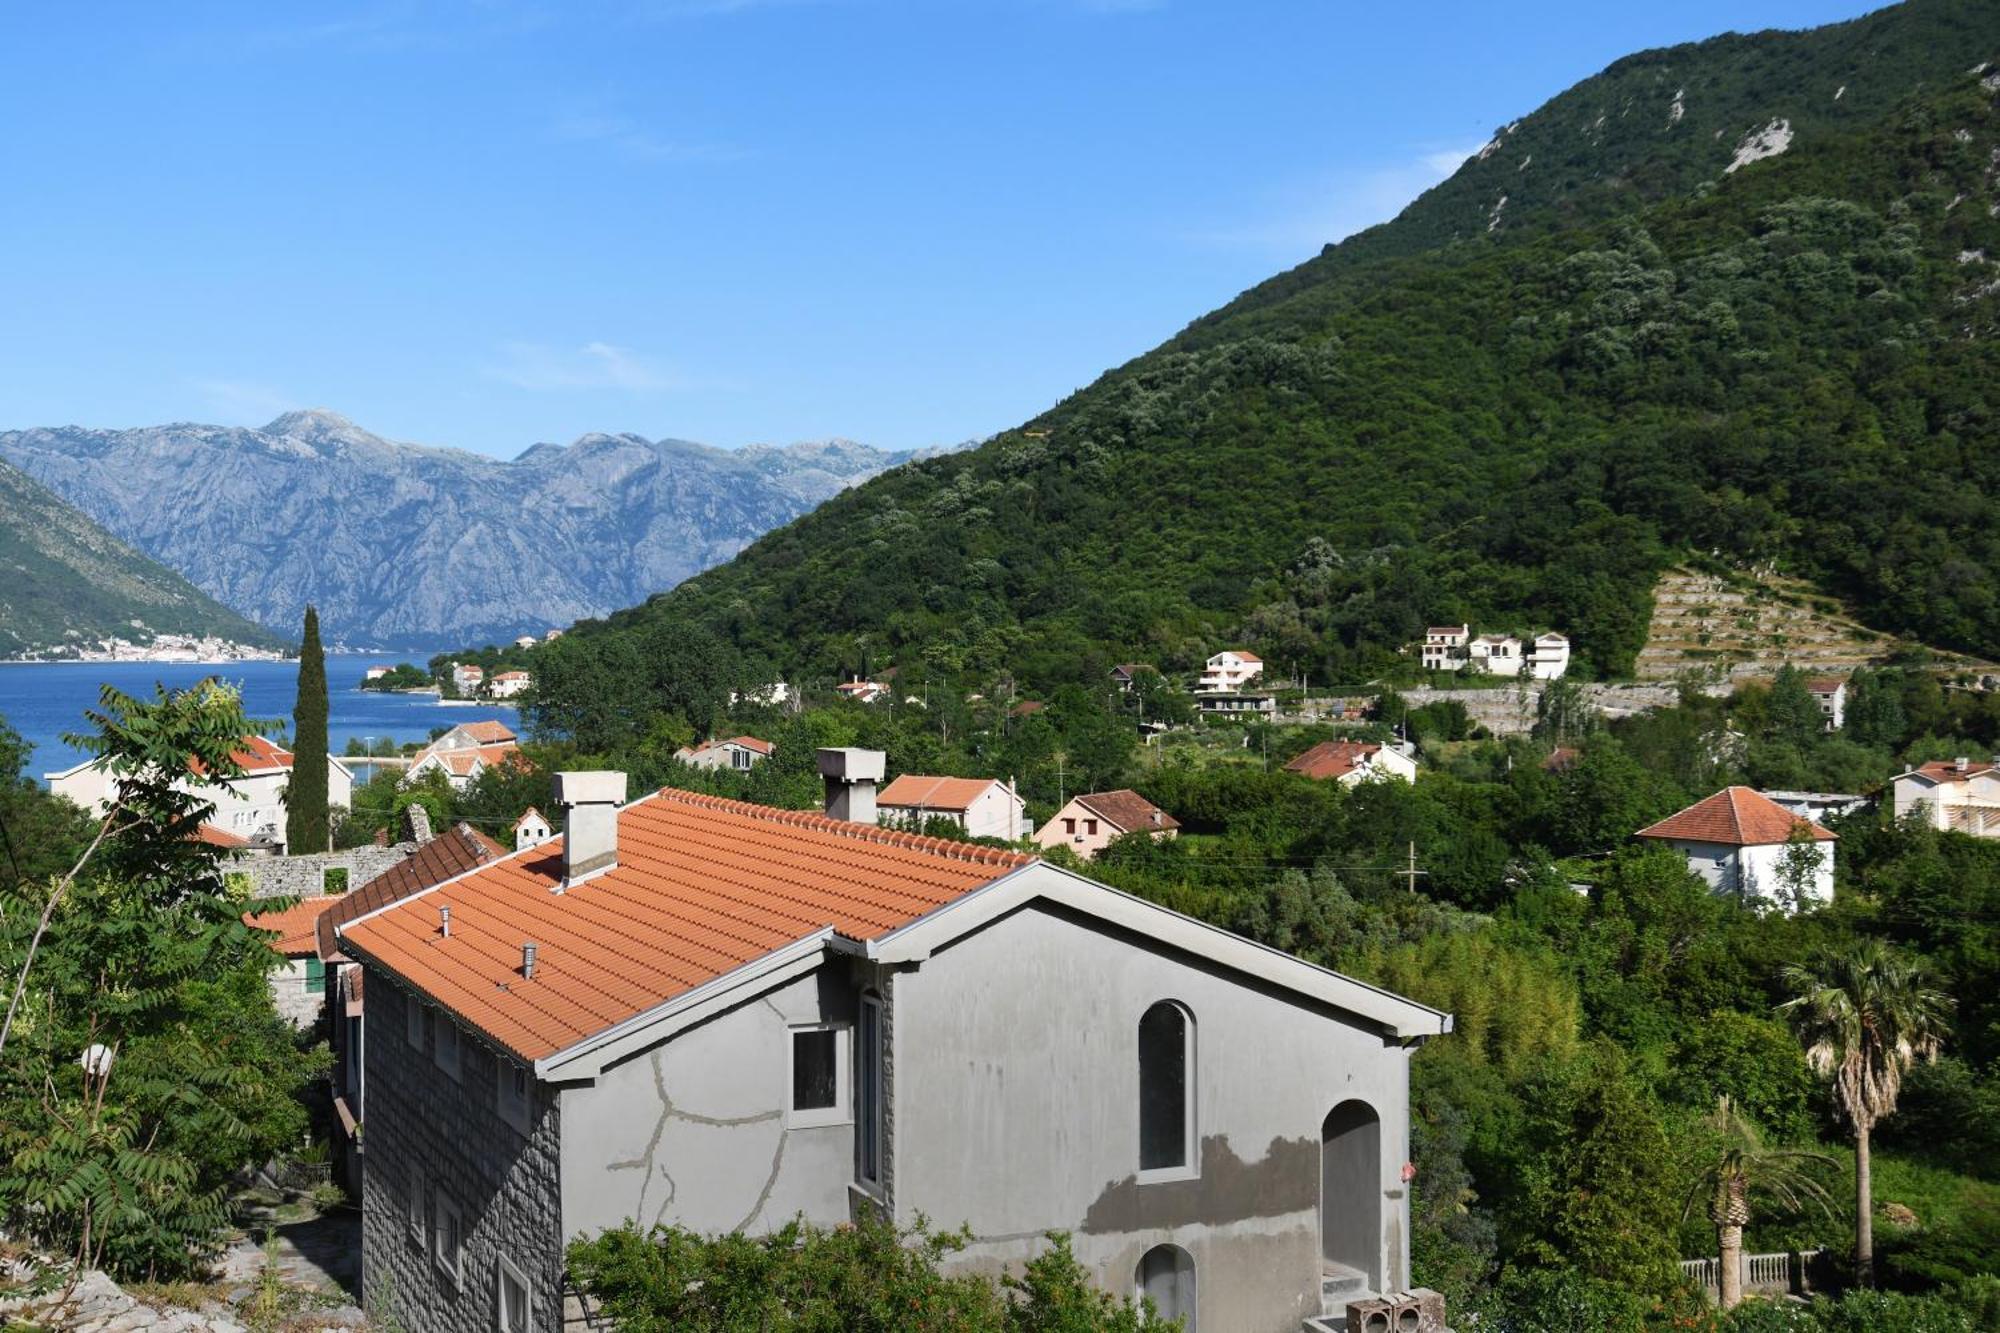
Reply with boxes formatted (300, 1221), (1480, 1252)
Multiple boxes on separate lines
(1085, 819), (1099, 836)
(305, 957), (327, 995)
(787, 1025), (849, 1129)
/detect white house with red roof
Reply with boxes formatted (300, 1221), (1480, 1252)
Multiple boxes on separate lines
(1806, 675), (1848, 731)
(333, 754), (1451, 1333)
(488, 670), (532, 701)
(1420, 625), (1470, 671)
(450, 662), (485, 696)
(46, 733), (354, 853)
(674, 734), (775, 772)
(1197, 649), (1263, 693)
(405, 720), (526, 793)
(1891, 756), (2000, 835)
(1284, 741), (1418, 787)
(876, 773), (1028, 841)
(1635, 786), (1837, 911)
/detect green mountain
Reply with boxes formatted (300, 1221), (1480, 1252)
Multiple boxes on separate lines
(0, 459), (283, 659)
(565, 0), (2000, 691)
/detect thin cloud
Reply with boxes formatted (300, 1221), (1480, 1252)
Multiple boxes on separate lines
(486, 342), (682, 393)
(545, 113), (746, 163)
(1185, 142), (1484, 256)
(192, 378), (299, 424)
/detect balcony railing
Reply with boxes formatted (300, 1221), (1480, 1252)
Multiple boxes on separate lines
(1680, 1248), (1833, 1301)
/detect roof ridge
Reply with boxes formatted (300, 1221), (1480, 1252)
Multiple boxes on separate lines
(652, 787), (1033, 868)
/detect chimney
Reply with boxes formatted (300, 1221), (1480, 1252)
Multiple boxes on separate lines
(554, 771), (627, 888)
(1958, 756), (1971, 773)
(439, 904), (451, 938)
(818, 748), (885, 825)
(522, 941), (537, 980)
(402, 801), (434, 845)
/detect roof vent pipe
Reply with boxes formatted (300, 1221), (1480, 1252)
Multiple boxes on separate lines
(439, 904), (451, 938)
(522, 941), (537, 980)
(818, 748), (885, 825)
(1958, 756), (1971, 772)
(554, 771), (627, 889)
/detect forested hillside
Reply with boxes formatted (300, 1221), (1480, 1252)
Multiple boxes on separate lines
(568, 0), (2000, 691)
(0, 459), (281, 658)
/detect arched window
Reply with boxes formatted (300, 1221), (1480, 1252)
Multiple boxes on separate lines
(1138, 1001), (1193, 1172)
(1135, 1244), (1196, 1330)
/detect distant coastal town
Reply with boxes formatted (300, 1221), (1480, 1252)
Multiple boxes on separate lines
(4, 632), (289, 665)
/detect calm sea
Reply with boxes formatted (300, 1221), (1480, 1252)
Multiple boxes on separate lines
(0, 656), (522, 784)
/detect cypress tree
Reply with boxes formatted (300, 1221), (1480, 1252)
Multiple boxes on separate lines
(286, 605), (330, 854)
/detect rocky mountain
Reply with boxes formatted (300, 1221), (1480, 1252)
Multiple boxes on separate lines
(0, 458), (283, 659)
(0, 412), (929, 647)
(563, 0), (2000, 688)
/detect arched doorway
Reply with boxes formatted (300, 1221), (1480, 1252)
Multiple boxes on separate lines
(1135, 1244), (1196, 1331)
(1320, 1101), (1381, 1289)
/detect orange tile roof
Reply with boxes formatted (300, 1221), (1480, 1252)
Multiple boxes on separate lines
(451, 720), (517, 744)
(194, 822), (250, 848)
(245, 896), (344, 956)
(877, 774), (1002, 812)
(1905, 759), (2000, 784)
(1284, 741), (1381, 781)
(1635, 787), (1837, 847)
(687, 735), (775, 759)
(189, 733), (294, 779)
(1806, 676), (1848, 694)
(1073, 790), (1179, 834)
(337, 788), (1032, 1061)
(316, 822), (506, 960)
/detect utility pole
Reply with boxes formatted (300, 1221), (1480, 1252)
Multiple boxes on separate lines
(1398, 841), (1427, 894)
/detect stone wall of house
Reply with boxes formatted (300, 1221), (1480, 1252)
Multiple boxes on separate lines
(362, 973), (564, 1333)
(267, 958), (326, 1028)
(236, 843), (416, 900)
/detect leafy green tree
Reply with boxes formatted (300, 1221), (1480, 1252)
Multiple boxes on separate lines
(1767, 666), (1825, 751)
(285, 605), (330, 853)
(1780, 942), (1954, 1286)
(1681, 1096), (1835, 1310)
(0, 680), (320, 1278)
(1507, 1041), (1681, 1297)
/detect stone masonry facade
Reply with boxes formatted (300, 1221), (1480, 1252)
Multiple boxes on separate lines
(236, 843), (417, 900)
(363, 974), (564, 1333)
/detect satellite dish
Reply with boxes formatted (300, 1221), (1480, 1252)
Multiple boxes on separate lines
(80, 1043), (115, 1078)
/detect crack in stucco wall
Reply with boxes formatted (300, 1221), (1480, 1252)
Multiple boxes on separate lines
(606, 1047), (785, 1228)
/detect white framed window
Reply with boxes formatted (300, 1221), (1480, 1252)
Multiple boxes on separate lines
(732, 747), (753, 771)
(432, 1189), (464, 1286)
(405, 1169), (426, 1250)
(856, 993), (884, 1187)
(405, 992), (426, 1050)
(1138, 1000), (1196, 1179)
(431, 1008), (461, 1082)
(496, 1253), (533, 1332)
(497, 1058), (532, 1135)
(787, 1023), (850, 1129)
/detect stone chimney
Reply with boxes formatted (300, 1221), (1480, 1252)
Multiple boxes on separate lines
(554, 771), (627, 888)
(402, 801), (434, 845)
(818, 748), (885, 825)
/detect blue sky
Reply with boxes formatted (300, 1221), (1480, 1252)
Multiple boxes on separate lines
(0, 0), (1882, 458)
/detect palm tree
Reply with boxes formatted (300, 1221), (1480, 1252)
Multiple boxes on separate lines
(1778, 941), (1952, 1287)
(1682, 1097), (1835, 1309)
